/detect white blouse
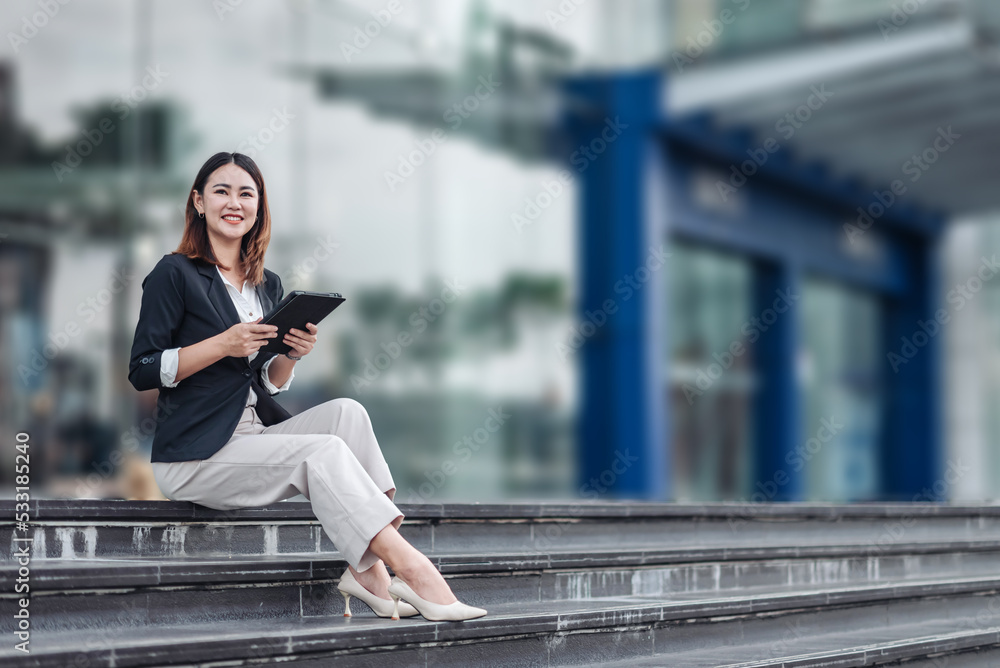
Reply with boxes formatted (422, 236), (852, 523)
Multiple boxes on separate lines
(159, 266), (294, 407)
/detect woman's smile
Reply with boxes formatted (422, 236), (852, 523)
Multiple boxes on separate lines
(193, 162), (261, 245)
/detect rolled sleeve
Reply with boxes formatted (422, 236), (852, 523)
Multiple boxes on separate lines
(159, 347), (181, 388)
(260, 354), (294, 395)
(257, 271), (292, 396)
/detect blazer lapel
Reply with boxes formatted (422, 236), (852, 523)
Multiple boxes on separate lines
(256, 272), (274, 316)
(196, 260), (255, 370)
(196, 260), (241, 331)
(196, 260), (283, 374)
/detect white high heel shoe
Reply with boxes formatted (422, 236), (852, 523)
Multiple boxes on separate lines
(338, 569), (419, 618)
(387, 576), (487, 621)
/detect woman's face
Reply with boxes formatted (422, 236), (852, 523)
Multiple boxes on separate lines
(193, 163), (259, 249)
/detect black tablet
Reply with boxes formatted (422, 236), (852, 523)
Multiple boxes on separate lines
(258, 290), (346, 355)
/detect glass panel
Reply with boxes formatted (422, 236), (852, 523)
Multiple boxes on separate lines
(667, 240), (754, 502)
(800, 277), (882, 501)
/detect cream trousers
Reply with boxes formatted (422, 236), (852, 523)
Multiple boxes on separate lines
(151, 397), (403, 572)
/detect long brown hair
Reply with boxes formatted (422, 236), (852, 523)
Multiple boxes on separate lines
(174, 152), (271, 286)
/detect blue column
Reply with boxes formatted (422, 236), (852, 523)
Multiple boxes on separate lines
(881, 239), (943, 500)
(565, 71), (667, 500)
(751, 260), (804, 502)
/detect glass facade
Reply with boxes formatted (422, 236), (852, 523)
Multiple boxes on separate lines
(800, 277), (882, 501)
(667, 240), (754, 502)
(666, 240), (885, 502)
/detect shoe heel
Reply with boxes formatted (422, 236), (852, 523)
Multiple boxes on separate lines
(341, 591), (352, 617)
(390, 593), (400, 620)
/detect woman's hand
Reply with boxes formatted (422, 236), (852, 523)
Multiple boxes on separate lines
(217, 317), (278, 358)
(284, 322), (318, 359)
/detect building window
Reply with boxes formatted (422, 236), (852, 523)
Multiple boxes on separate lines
(668, 240), (754, 501)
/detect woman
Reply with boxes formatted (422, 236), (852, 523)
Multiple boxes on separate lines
(128, 151), (485, 622)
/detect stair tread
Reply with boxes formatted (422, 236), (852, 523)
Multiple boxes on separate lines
(11, 498), (1000, 521)
(4, 574), (1000, 663)
(8, 543), (1000, 595)
(7, 500), (1000, 665)
(9, 535), (1000, 573)
(13, 567), (992, 602)
(12, 500), (1000, 567)
(592, 619), (1000, 667)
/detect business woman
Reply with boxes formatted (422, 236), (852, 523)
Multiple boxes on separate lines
(129, 151), (485, 622)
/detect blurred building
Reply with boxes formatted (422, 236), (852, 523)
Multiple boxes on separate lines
(2, 0), (1000, 503)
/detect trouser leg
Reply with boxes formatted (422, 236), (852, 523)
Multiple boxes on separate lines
(154, 410), (402, 572)
(260, 397), (397, 499)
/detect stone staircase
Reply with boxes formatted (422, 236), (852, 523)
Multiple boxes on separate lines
(3, 500), (1000, 666)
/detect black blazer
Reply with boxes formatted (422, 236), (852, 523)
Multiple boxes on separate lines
(128, 253), (293, 463)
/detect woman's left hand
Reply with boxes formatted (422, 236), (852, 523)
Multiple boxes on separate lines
(284, 322), (318, 359)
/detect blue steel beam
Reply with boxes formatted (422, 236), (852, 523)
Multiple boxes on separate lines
(751, 260), (804, 502)
(662, 141), (913, 297)
(665, 112), (945, 237)
(564, 71), (667, 500)
(880, 239), (945, 501)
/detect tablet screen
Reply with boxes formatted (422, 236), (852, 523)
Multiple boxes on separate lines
(259, 291), (345, 355)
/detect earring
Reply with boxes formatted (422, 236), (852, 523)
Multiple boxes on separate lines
(199, 212), (205, 218)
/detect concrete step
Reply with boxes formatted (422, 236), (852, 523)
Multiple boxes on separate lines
(6, 500), (1000, 561)
(2, 575), (1000, 667)
(5, 541), (1000, 630)
(594, 625), (1000, 667)
(6, 500), (1000, 665)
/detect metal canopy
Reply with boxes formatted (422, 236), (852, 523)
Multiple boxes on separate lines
(669, 18), (1000, 218)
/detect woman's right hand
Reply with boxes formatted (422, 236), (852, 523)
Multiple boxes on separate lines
(216, 317), (278, 358)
